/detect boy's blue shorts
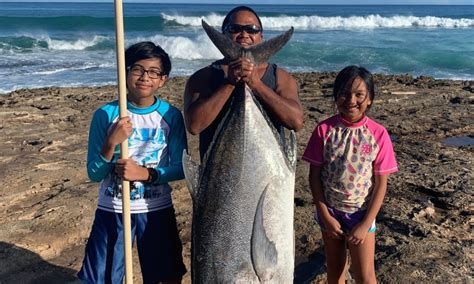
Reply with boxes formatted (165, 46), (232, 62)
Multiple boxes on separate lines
(78, 207), (186, 284)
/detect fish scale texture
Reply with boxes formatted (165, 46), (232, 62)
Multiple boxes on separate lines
(190, 89), (295, 283)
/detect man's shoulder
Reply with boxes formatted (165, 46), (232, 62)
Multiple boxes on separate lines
(190, 65), (219, 79)
(187, 64), (224, 90)
(275, 65), (294, 78)
(274, 65), (296, 85)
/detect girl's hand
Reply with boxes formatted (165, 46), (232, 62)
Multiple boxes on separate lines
(321, 214), (345, 239)
(115, 159), (148, 182)
(107, 117), (133, 147)
(347, 223), (369, 245)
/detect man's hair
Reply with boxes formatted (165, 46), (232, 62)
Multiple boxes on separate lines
(125, 41), (171, 76)
(333, 65), (375, 104)
(221, 6), (263, 33)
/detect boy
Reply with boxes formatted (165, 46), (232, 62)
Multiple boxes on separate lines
(78, 41), (187, 284)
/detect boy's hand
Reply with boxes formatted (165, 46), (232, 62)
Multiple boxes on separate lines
(347, 223), (369, 245)
(108, 117), (133, 146)
(115, 159), (148, 182)
(101, 117), (133, 161)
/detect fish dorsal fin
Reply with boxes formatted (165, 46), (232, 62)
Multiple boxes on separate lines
(201, 20), (294, 65)
(251, 183), (278, 282)
(182, 149), (201, 202)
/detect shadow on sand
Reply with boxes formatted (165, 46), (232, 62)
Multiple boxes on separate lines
(294, 247), (326, 284)
(0, 242), (78, 284)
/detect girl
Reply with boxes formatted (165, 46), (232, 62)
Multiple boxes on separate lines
(302, 66), (398, 283)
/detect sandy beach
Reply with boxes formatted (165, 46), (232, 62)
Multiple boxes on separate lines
(0, 72), (472, 283)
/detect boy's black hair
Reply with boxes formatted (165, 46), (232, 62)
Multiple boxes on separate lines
(221, 6), (263, 33)
(333, 65), (375, 105)
(125, 41), (171, 76)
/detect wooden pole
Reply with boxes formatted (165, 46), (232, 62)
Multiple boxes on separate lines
(114, 0), (133, 283)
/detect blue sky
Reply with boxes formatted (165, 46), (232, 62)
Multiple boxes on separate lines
(0, 0), (472, 3)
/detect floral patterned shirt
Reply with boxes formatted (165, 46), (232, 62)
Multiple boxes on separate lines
(303, 115), (398, 213)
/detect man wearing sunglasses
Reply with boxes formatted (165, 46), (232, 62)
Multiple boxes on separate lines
(184, 5), (304, 160)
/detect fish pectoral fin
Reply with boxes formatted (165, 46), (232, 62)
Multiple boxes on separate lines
(284, 130), (297, 169)
(251, 184), (278, 282)
(182, 149), (201, 202)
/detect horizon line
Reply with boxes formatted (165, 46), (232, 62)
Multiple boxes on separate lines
(0, 1), (473, 4)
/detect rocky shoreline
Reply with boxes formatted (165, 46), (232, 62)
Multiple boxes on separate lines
(0, 72), (472, 283)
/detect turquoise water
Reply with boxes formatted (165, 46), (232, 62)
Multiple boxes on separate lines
(0, 3), (473, 93)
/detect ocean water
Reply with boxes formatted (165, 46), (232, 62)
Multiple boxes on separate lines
(0, 2), (473, 93)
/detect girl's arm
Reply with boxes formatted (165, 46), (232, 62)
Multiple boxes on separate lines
(309, 165), (344, 239)
(347, 174), (388, 245)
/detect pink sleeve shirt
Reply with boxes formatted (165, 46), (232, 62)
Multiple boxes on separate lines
(302, 115), (398, 213)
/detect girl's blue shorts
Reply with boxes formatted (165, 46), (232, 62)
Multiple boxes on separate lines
(315, 206), (376, 234)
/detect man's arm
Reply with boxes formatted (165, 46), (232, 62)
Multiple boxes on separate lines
(183, 67), (236, 135)
(251, 68), (304, 131)
(238, 58), (304, 131)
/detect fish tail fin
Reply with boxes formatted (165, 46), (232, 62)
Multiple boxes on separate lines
(202, 20), (242, 60)
(202, 20), (293, 65)
(249, 27), (294, 65)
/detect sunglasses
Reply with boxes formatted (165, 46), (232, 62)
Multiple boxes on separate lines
(225, 24), (262, 34)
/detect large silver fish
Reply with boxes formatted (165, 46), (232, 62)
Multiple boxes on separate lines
(183, 20), (296, 283)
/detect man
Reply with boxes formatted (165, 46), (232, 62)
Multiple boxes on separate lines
(184, 6), (304, 159)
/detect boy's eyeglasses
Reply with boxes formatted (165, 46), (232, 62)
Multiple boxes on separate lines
(128, 65), (164, 79)
(225, 24), (262, 34)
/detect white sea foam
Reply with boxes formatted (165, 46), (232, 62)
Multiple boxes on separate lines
(31, 62), (112, 75)
(47, 35), (110, 50)
(162, 13), (474, 29)
(129, 33), (222, 60)
(161, 12), (225, 28)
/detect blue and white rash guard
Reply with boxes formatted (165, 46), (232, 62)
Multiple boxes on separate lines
(87, 97), (187, 214)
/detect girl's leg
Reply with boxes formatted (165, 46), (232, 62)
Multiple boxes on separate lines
(347, 232), (376, 284)
(322, 231), (348, 284)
